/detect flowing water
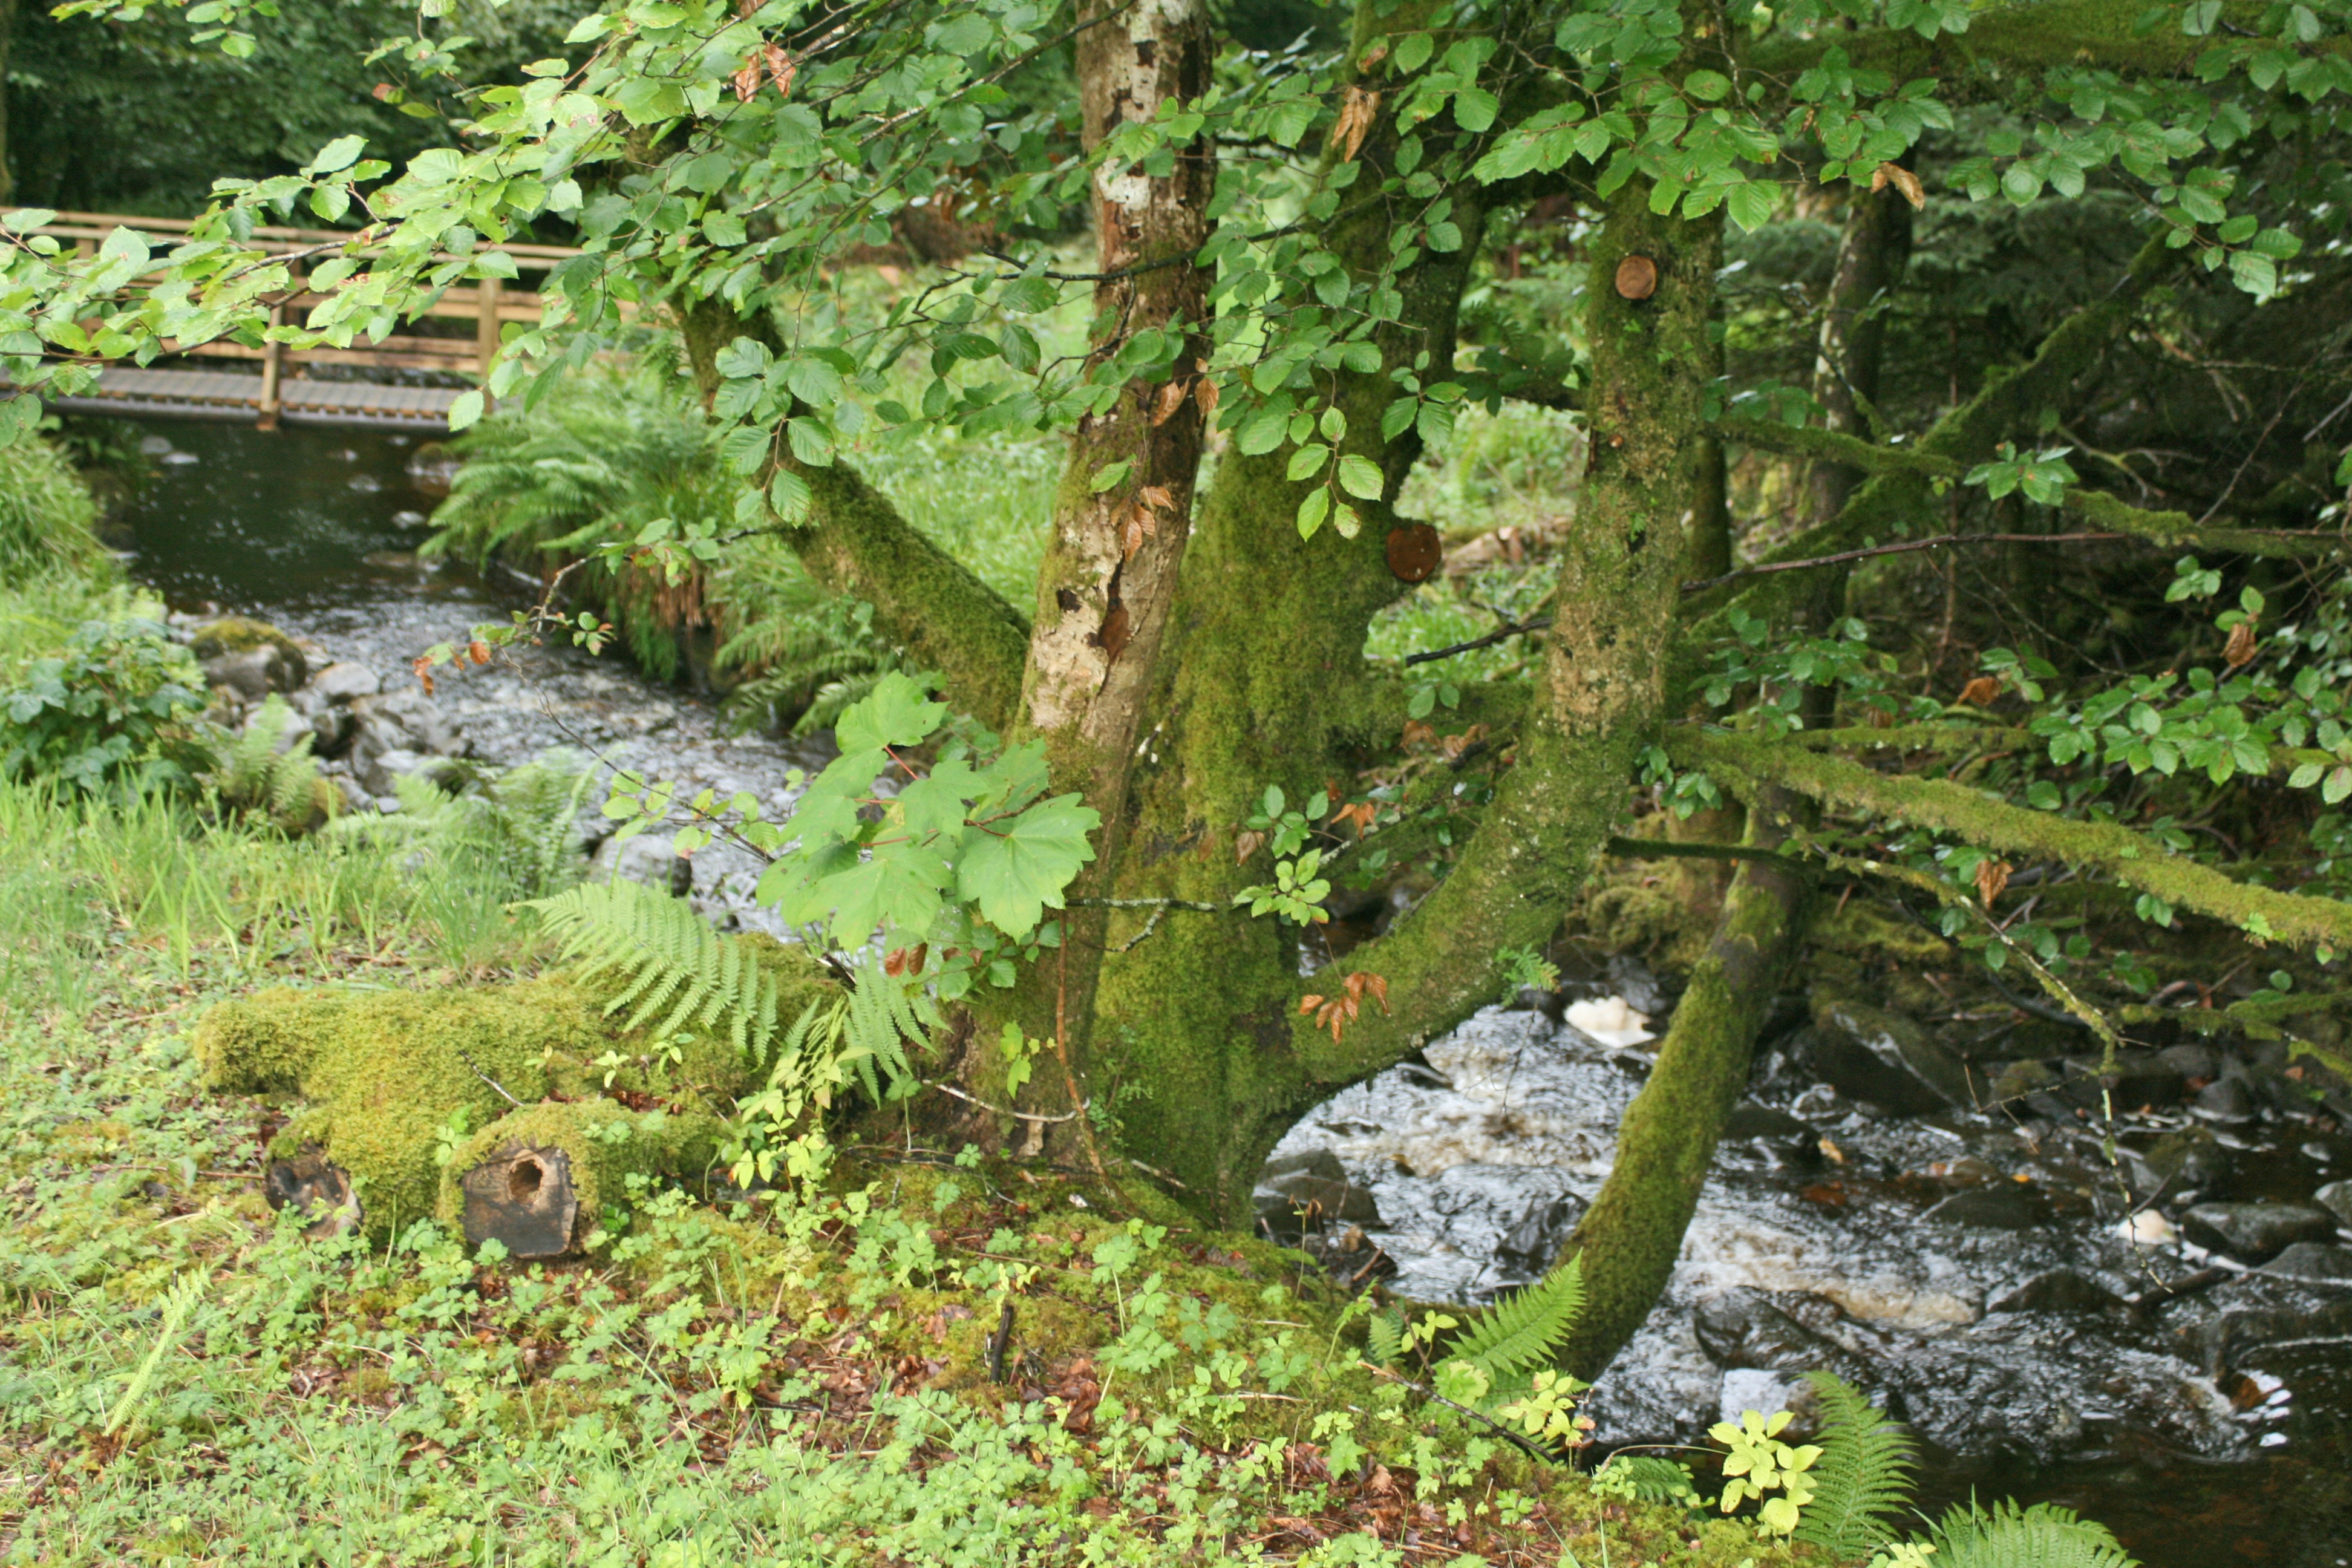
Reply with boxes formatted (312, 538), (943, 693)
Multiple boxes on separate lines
(102, 417), (2352, 1567)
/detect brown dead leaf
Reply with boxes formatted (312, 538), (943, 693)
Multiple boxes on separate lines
(1331, 85), (1381, 162)
(1400, 718), (1437, 751)
(411, 656), (436, 696)
(2224, 618), (2259, 668)
(1121, 506), (1148, 560)
(1139, 483), (1175, 513)
(1872, 162), (1926, 209)
(1975, 858), (2013, 907)
(1194, 376), (1220, 419)
(1151, 380), (1189, 426)
(733, 56), (763, 101)
(765, 44), (797, 96)
(1233, 829), (1266, 864)
(468, 639), (491, 665)
(1333, 800), (1378, 837)
(1956, 675), (2003, 708)
(1299, 995), (1323, 1016)
(1437, 724), (1489, 761)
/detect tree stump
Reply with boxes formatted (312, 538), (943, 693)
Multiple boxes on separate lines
(264, 1149), (362, 1241)
(457, 1142), (580, 1259)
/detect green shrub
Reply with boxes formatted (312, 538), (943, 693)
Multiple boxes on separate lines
(0, 615), (212, 794)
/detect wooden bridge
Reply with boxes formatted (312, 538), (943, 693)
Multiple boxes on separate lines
(13, 211), (580, 432)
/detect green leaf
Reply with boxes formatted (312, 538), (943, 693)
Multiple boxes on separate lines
(768, 467), (811, 522)
(786, 419), (834, 468)
(1393, 31), (1433, 73)
(1684, 69), (1731, 102)
(817, 844), (952, 943)
(1296, 487), (1331, 540)
(1287, 443), (1331, 482)
(957, 796), (1101, 938)
(1090, 460), (1132, 493)
(1336, 454), (1385, 500)
(837, 671), (946, 753)
(2290, 762), (2325, 789)
(1452, 88), (1500, 133)
(308, 134), (366, 174)
(446, 390), (486, 431)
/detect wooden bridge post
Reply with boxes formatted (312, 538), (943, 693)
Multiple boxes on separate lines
(256, 302), (286, 431)
(475, 273), (503, 411)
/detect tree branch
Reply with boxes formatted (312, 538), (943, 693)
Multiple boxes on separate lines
(1676, 728), (2352, 951)
(1679, 531), (2125, 594)
(2060, 486), (2352, 561)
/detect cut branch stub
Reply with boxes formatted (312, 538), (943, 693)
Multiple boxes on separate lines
(458, 1141), (580, 1259)
(1614, 255), (1659, 301)
(264, 1149), (362, 1241)
(1386, 523), (1443, 583)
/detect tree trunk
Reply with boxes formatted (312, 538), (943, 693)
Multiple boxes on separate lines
(1556, 792), (1810, 1378)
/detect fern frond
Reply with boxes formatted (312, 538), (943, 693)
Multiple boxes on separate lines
(1599, 1455), (1703, 1507)
(1928, 1499), (2137, 1568)
(838, 959), (932, 1103)
(1446, 1256), (1585, 1382)
(1365, 1308), (1405, 1368)
(524, 880), (782, 1065)
(1794, 1373), (1918, 1560)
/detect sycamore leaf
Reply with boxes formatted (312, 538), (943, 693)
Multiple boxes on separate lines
(897, 759), (983, 838)
(817, 843), (953, 942)
(837, 671), (945, 753)
(958, 795), (1100, 937)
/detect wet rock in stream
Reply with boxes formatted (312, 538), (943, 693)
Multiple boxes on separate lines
(1264, 1000), (2352, 1468)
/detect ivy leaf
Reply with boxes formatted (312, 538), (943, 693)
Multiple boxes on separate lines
(958, 796), (1101, 938)
(837, 671), (946, 753)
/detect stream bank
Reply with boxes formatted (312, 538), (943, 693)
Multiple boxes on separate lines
(100, 416), (2352, 1567)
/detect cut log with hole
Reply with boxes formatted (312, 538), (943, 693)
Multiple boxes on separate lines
(457, 1142), (580, 1259)
(264, 1149), (362, 1241)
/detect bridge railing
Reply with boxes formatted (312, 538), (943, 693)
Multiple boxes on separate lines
(13, 211), (585, 428)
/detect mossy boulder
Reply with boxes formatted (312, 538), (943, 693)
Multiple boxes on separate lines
(189, 616), (307, 667)
(189, 618), (309, 697)
(437, 1099), (727, 1257)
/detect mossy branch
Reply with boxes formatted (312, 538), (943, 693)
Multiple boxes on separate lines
(1712, 417), (1958, 481)
(1677, 727), (2352, 951)
(2059, 486), (2352, 561)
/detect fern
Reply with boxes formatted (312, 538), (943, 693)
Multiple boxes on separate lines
(1596, 1454), (1704, 1508)
(103, 1268), (206, 1437)
(1365, 1308), (1405, 1369)
(526, 879), (785, 1066)
(1794, 1372), (1918, 1560)
(207, 695), (324, 832)
(1446, 1256), (1585, 1384)
(1926, 1499), (2137, 1568)
(837, 958), (931, 1102)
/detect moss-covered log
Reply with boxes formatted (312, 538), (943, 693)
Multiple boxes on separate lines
(437, 1100), (726, 1258)
(199, 951), (832, 1238)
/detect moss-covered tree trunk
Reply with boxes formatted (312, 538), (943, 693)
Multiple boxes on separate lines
(1557, 793), (1810, 1378)
(1096, 180), (1724, 1219)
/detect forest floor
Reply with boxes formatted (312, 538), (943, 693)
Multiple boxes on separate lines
(0, 785), (1802, 1568)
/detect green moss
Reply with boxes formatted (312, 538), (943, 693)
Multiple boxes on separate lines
(188, 616), (305, 667)
(435, 1098), (727, 1246)
(194, 984), (356, 1094)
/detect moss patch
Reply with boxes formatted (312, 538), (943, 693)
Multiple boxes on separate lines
(189, 616), (306, 667)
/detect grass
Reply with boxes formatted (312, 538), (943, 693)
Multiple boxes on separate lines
(0, 785), (1808, 1568)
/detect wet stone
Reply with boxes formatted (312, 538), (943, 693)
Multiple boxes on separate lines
(2192, 1074), (2260, 1125)
(1263, 1174), (1380, 1229)
(2181, 1202), (2338, 1262)
(1922, 1183), (2046, 1231)
(1789, 1002), (1975, 1114)
(2316, 1179), (2352, 1228)
(2256, 1243), (2352, 1287)
(1494, 1192), (1586, 1276)
(1990, 1269), (2125, 1315)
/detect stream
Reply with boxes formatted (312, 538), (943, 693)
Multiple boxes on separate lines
(106, 417), (2352, 1567)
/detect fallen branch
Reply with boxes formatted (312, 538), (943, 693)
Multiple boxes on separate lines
(926, 1082), (1083, 1124)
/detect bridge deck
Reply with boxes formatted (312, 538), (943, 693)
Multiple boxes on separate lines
(46, 367), (461, 431)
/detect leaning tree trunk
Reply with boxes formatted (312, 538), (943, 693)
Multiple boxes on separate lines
(1550, 183), (1912, 1377)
